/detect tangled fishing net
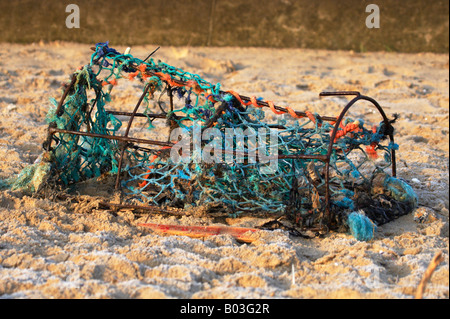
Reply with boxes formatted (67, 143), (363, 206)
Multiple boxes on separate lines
(1, 42), (418, 240)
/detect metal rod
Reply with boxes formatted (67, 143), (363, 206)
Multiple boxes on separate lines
(49, 127), (327, 161)
(98, 201), (183, 215)
(115, 84), (153, 189)
(278, 154), (328, 161)
(43, 74), (77, 151)
(143, 46), (160, 62)
(89, 47), (339, 123)
(238, 95), (338, 122)
(168, 85), (174, 112)
(49, 127), (174, 148)
(86, 88), (102, 132)
(319, 91), (360, 97)
(56, 74), (77, 116)
(141, 66), (338, 121)
(49, 127), (328, 165)
(107, 111), (169, 119)
(324, 160), (331, 226)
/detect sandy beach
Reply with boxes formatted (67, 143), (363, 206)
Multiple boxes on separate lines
(0, 42), (448, 299)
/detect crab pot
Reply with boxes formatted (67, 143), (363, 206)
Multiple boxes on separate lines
(37, 43), (417, 235)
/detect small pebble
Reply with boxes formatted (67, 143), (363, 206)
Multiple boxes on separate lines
(6, 103), (17, 112)
(413, 207), (438, 224)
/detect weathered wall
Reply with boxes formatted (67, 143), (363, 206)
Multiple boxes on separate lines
(0, 0), (448, 52)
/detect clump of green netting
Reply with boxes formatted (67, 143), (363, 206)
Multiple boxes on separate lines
(48, 66), (122, 185)
(0, 59), (122, 194)
(1, 42), (417, 237)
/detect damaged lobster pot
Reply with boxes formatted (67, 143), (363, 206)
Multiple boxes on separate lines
(3, 42), (418, 240)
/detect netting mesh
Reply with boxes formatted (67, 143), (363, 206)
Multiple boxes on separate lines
(46, 68), (122, 185)
(2, 42), (418, 239)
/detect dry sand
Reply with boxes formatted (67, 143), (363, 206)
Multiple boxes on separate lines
(0, 42), (448, 299)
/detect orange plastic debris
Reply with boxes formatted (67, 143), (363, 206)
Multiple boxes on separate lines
(137, 223), (260, 243)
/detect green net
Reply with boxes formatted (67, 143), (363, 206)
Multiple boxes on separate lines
(46, 66), (122, 185)
(2, 42), (418, 239)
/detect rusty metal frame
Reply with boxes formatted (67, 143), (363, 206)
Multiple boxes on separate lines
(43, 71), (396, 230)
(320, 91), (396, 227)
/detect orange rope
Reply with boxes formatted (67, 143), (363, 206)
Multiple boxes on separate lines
(226, 90), (318, 121)
(185, 80), (204, 95)
(364, 125), (379, 159)
(137, 63), (147, 74)
(154, 72), (174, 86)
(333, 120), (362, 142)
(305, 111), (316, 124)
(285, 106), (303, 119)
(227, 90), (249, 106)
(268, 101), (285, 115)
(366, 142), (379, 159)
(102, 78), (118, 87)
(127, 70), (140, 80)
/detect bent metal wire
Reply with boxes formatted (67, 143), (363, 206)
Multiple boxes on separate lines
(36, 42), (414, 236)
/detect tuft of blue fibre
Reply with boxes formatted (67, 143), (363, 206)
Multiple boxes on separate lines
(347, 211), (377, 241)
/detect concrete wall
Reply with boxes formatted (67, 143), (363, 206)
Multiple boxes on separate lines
(0, 0), (448, 53)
